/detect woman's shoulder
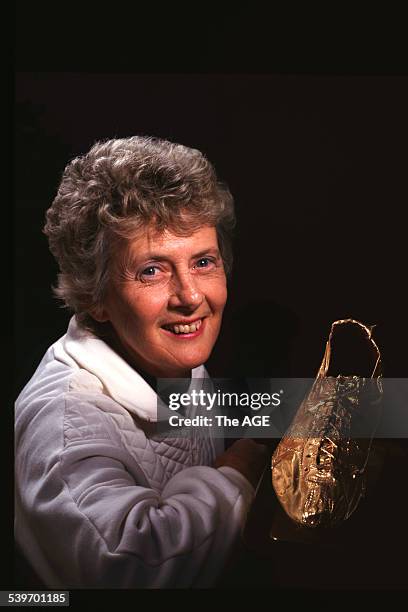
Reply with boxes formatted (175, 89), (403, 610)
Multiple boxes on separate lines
(62, 386), (138, 448)
(16, 356), (140, 448)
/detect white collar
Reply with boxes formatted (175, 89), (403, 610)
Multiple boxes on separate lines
(62, 316), (209, 422)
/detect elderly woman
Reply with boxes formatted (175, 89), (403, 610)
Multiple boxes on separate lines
(15, 136), (268, 589)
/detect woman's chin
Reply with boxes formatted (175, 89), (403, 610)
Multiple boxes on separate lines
(167, 359), (207, 378)
(159, 351), (212, 378)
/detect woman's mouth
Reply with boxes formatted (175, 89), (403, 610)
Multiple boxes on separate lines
(161, 318), (204, 337)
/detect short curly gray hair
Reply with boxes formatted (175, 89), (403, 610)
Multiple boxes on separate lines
(44, 135), (236, 334)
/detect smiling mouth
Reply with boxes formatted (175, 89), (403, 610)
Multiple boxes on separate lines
(162, 318), (203, 335)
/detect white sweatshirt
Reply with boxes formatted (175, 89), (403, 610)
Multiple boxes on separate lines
(15, 317), (254, 589)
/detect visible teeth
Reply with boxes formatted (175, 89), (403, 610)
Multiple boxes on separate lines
(167, 319), (202, 334)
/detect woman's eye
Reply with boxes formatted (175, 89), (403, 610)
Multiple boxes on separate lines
(140, 266), (159, 278)
(196, 257), (212, 268)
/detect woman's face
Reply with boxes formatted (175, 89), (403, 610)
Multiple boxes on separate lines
(96, 224), (227, 377)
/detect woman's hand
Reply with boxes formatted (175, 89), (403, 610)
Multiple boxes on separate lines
(214, 439), (269, 489)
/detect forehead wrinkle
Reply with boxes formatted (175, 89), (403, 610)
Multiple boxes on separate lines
(125, 227), (219, 266)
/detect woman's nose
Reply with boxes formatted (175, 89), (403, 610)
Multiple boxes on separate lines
(168, 273), (204, 309)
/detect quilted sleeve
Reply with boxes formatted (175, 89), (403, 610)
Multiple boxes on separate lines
(51, 442), (254, 588)
(18, 394), (255, 589)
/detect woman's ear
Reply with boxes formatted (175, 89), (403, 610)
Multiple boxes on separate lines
(88, 305), (110, 323)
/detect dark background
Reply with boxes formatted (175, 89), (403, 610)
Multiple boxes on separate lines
(15, 73), (408, 395)
(12, 6), (408, 596)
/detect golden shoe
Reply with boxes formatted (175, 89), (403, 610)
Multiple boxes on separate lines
(271, 319), (382, 528)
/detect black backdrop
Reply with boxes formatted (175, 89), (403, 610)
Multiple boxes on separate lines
(15, 73), (408, 394)
(13, 6), (408, 597)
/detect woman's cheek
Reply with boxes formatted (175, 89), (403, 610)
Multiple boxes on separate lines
(130, 289), (167, 322)
(202, 269), (227, 298)
(212, 277), (228, 309)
